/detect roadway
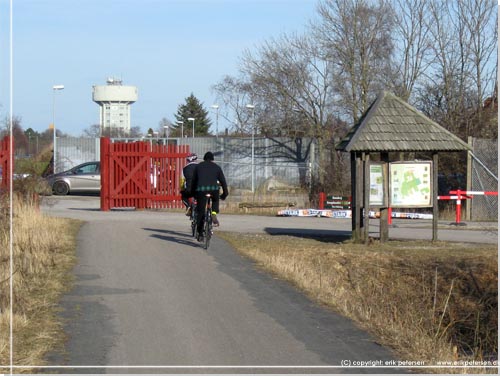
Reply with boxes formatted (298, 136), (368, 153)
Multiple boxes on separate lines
(40, 195), (497, 374)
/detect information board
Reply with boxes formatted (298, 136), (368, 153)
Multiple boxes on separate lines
(369, 164), (385, 206)
(389, 162), (432, 207)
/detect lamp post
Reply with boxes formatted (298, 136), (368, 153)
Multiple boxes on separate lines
(164, 125), (169, 145)
(211, 104), (219, 138)
(188, 117), (195, 138)
(52, 85), (64, 173)
(246, 104), (255, 192)
(176, 120), (184, 139)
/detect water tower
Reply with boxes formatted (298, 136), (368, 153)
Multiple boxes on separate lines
(92, 78), (138, 135)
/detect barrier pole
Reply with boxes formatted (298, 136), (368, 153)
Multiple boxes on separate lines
(319, 192), (325, 210)
(455, 196), (462, 224)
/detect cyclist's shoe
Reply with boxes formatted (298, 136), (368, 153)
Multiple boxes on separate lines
(185, 207), (192, 217)
(212, 212), (220, 227)
(197, 231), (205, 242)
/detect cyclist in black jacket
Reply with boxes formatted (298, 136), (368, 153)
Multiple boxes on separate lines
(191, 151), (228, 240)
(181, 153), (198, 216)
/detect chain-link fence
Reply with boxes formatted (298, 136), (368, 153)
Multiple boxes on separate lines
(56, 136), (318, 191)
(468, 138), (498, 221)
(56, 137), (101, 173)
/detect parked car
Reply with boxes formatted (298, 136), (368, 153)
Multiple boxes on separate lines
(46, 161), (101, 195)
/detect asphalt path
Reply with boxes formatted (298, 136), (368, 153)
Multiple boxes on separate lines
(41, 195), (498, 244)
(40, 196), (497, 374)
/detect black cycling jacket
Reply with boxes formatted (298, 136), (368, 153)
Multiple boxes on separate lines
(182, 162), (197, 192)
(191, 160), (228, 196)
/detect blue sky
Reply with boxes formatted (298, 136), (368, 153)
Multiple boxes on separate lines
(0, 0), (318, 136)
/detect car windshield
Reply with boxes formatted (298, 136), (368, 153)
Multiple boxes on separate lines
(73, 163), (98, 174)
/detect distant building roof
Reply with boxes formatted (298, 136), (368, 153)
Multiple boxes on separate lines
(336, 91), (471, 152)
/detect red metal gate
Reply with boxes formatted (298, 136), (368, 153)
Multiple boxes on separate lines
(100, 137), (189, 211)
(0, 136), (13, 191)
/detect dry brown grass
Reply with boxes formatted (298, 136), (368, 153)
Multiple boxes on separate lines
(219, 232), (498, 374)
(0, 195), (81, 372)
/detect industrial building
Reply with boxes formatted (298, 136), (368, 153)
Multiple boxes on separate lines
(92, 78), (138, 134)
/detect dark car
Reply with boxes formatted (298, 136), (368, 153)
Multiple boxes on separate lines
(47, 161), (101, 195)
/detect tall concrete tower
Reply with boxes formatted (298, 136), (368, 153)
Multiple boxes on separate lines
(92, 78), (138, 134)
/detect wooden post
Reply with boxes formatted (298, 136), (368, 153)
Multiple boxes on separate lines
(466, 137), (473, 221)
(350, 152), (357, 241)
(379, 152), (389, 242)
(432, 152), (439, 241)
(363, 152), (371, 244)
(351, 152), (361, 242)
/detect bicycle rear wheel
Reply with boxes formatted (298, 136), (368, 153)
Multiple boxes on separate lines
(190, 205), (197, 237)
(204, 211), (212, 250)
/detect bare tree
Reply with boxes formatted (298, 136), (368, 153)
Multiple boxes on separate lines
(313, 0), (395, 123)
(456, 0), (497, 134)
(419, 0), (497, 139)
(211, 75), (254, 135)
(212, 33), (341, 191)
(10, 116), (28, 155)
(391, 0), (433, 101)
(239, 33), (344, 190)
(129, 126), (143, 138)
(157, 117), (172, 137)
(82, 124), (101, 137)
(240, 33), (335, 137)
(414, 0), (497, 182)
(82, 123), (143, 138)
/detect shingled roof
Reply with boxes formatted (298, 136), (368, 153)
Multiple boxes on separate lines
(336, 91), (471, 152)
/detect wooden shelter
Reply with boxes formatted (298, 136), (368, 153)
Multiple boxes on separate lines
(336, 91), (471, 243)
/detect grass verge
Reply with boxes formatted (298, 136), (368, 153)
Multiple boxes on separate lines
(0, 195), (81, 372)
(218, 231), (498, 374)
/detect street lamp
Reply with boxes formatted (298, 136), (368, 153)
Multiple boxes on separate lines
(176, 120), (184, 139)
(163, 125), (169, 145)
(246, 104), (255, 192)
(188, 117), (195, 138)
(52, 84), (64, 173)
(211, 104), (219, 138)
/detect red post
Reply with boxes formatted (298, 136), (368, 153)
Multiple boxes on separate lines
(100, 137), (110, 211)
(388, 207), (392, 225)
(319, 192), (326, 210)
(0, 136), (13, 191)
(455, 196), (462, 224)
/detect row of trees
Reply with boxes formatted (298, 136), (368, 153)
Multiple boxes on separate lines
(0, 116), (58, 157)
(80, 93), (213, 139)
(2, 0), (496, 194)
(210, 0), (497, 193)
(213, 0), (497, 138)
(0, 92), (214, 155)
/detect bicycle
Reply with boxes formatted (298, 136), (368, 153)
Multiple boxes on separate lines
(199, 193), (213, 250)
(189, 199), (197, 238)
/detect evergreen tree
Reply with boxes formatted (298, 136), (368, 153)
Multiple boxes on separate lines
(173, 93), (212, 137)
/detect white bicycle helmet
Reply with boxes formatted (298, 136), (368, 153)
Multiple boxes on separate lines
(186, 153), (198, 163)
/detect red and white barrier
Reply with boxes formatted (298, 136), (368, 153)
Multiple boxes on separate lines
(312, 190), (497, 224)
(439, 190), (497, 224)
